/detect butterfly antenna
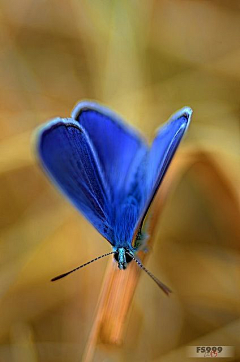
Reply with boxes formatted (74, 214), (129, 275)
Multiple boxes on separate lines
(126, 252), (172, 295)
(51, 251), (115, 282)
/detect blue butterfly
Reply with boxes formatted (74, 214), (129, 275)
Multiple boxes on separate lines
(36, 101), (192, 295)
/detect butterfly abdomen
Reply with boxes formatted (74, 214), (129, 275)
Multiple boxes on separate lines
(113, 201), (139, 248)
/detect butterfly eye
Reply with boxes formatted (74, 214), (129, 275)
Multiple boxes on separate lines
(125, 252), (133, 263)
(113, 252), (119, 262)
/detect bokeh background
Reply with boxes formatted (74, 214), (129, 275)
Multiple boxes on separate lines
(0, 1), (239, 361)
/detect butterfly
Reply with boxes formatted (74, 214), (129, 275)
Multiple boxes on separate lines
(36, 101), (192, 295)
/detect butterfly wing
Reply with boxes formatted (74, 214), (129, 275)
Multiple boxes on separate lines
(72, 102), (148, 197)
(146, 107), (192, 201)
(132, 107), (192, 243)
(36, 118), (114, 244)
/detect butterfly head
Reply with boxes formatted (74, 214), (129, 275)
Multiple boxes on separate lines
(114, 247), (133, 270)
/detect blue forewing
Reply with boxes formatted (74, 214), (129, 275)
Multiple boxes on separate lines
(36, 102), (192, 249)
(36, 118), (114, 243)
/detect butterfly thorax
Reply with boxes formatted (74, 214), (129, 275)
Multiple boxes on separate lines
(114, 247), (133, 270)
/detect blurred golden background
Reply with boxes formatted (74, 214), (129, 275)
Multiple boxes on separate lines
(0, 1), (239, 361)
